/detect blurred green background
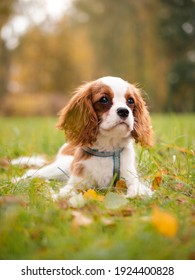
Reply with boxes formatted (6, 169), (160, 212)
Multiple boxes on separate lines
(0, 0), (195, 115)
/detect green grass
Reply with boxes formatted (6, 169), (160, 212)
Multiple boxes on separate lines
(0, 114), (194, 260)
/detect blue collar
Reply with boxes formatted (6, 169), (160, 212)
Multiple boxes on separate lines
(82, 147), (124, 185)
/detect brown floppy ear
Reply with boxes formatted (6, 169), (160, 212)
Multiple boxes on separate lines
(56, 82), (98, 146)
(131, 87), (153, 147)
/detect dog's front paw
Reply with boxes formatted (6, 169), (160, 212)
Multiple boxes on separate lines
(126, 183), (153, 198)
(12, 169), (37, 183)
(51, 185), (76, 201)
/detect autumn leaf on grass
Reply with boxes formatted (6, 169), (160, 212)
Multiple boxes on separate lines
(57, 199), (69, 210)
(115, 180), (127, 193)
(83, 189), (104, 202)
(174, 183), (184, 190)
(104, 192), (128, 210)
(0, 195), (27, 207)
(72, 210), (93, 228)
(68, 193), (85, 208)
(152, 172), (162, 191)
(151, 207), (178, 238)
(101, 217), (115, 226)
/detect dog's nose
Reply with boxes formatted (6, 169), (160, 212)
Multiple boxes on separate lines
(117, 107), (129, 119)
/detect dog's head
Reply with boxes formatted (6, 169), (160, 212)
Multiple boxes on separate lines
(56, 76), (153, 147)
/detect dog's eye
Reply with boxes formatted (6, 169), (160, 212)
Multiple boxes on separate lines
(127, 97), (134, 105)
(99, 96), (109, 104)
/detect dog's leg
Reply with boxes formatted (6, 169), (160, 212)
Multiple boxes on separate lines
(51, 175), (84, 200)
(126, 179), (153, 198)
(13, 155), (73, 183)
(123, 167), (153, 198)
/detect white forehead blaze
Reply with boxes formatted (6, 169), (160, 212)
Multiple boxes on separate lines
(98, 76), (129, 102)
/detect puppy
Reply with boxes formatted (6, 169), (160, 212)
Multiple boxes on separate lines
(14, 76), (153, 198)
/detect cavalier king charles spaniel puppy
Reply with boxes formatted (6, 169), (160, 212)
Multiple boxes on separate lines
(15, 76), (153, 198)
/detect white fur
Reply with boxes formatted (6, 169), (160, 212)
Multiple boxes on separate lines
(56, 142), (152, 199)
(99, 76), (129, 96)
(11, 155), (46, 167)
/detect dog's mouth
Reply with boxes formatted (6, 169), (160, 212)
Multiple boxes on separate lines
(101, 121), (130, 132)
(115, 120), (130, 128)
(118, 121), (129, 126)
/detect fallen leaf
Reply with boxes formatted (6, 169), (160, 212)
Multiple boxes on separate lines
(108, 207), (133, 217)
(57, 199), (69, 210)
(152, 172), (162, 190)
(174, 183), (184, 190)
(68, 193), (85, 208)
(101, 217), (115, 226)
(120, 207), (133, 217)
(151, 207), (178, 238)
(104, 192), (128, 210)
(83, 189), (104, 202)
(72, 210), (93, 228)
(0, 195), (27, 207)
(115, 180), (127, 193)
(0, 158), (9, 168)
(176, 198), (187, 204)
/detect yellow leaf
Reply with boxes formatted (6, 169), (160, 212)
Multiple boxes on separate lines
(83, 189), (104, 202)
(96, 195), (104, 202)
(151, 207), (178, 238)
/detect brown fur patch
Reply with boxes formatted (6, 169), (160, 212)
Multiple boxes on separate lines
(56, 81), (114, 147)
(71, 148), (91, 177)
(60, 144), (76, 156)
(127, 86), (153, 147)
(125, 91), (136, 111)
(56, 81), (99, 147)
(92, 83), (114, 119)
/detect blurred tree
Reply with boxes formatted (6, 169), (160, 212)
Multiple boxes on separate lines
(168, 60), (195, 112)
(13, 24), (76, 93)
(1, 0), (194, 113)
(159, 0), (195, 112)
(72, 0), (169, 111)
(11, 17), (94, 95)
(72, 0), (195, 112)
(0, 0), (16, 97)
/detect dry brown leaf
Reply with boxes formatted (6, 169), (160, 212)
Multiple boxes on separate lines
(120, 207), (134, 217)
(72, 210), (93, 228)
(174, 183), (184, 190)
(57, 199), (69, 210)
(152, 172), (163, 190)
(101, 217), (115, 226)
(115, 180), (127, 193)
(0, 158), (9, 167)
(0, 195), (27, 207)
(176, 198), (187, 204)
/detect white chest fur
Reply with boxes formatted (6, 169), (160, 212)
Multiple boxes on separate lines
(82, 143), (136, 189)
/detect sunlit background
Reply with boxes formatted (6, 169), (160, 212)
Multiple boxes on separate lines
(0, 0), (195, 115)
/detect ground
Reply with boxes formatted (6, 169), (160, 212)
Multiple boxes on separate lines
(0, 114), (194, 259)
